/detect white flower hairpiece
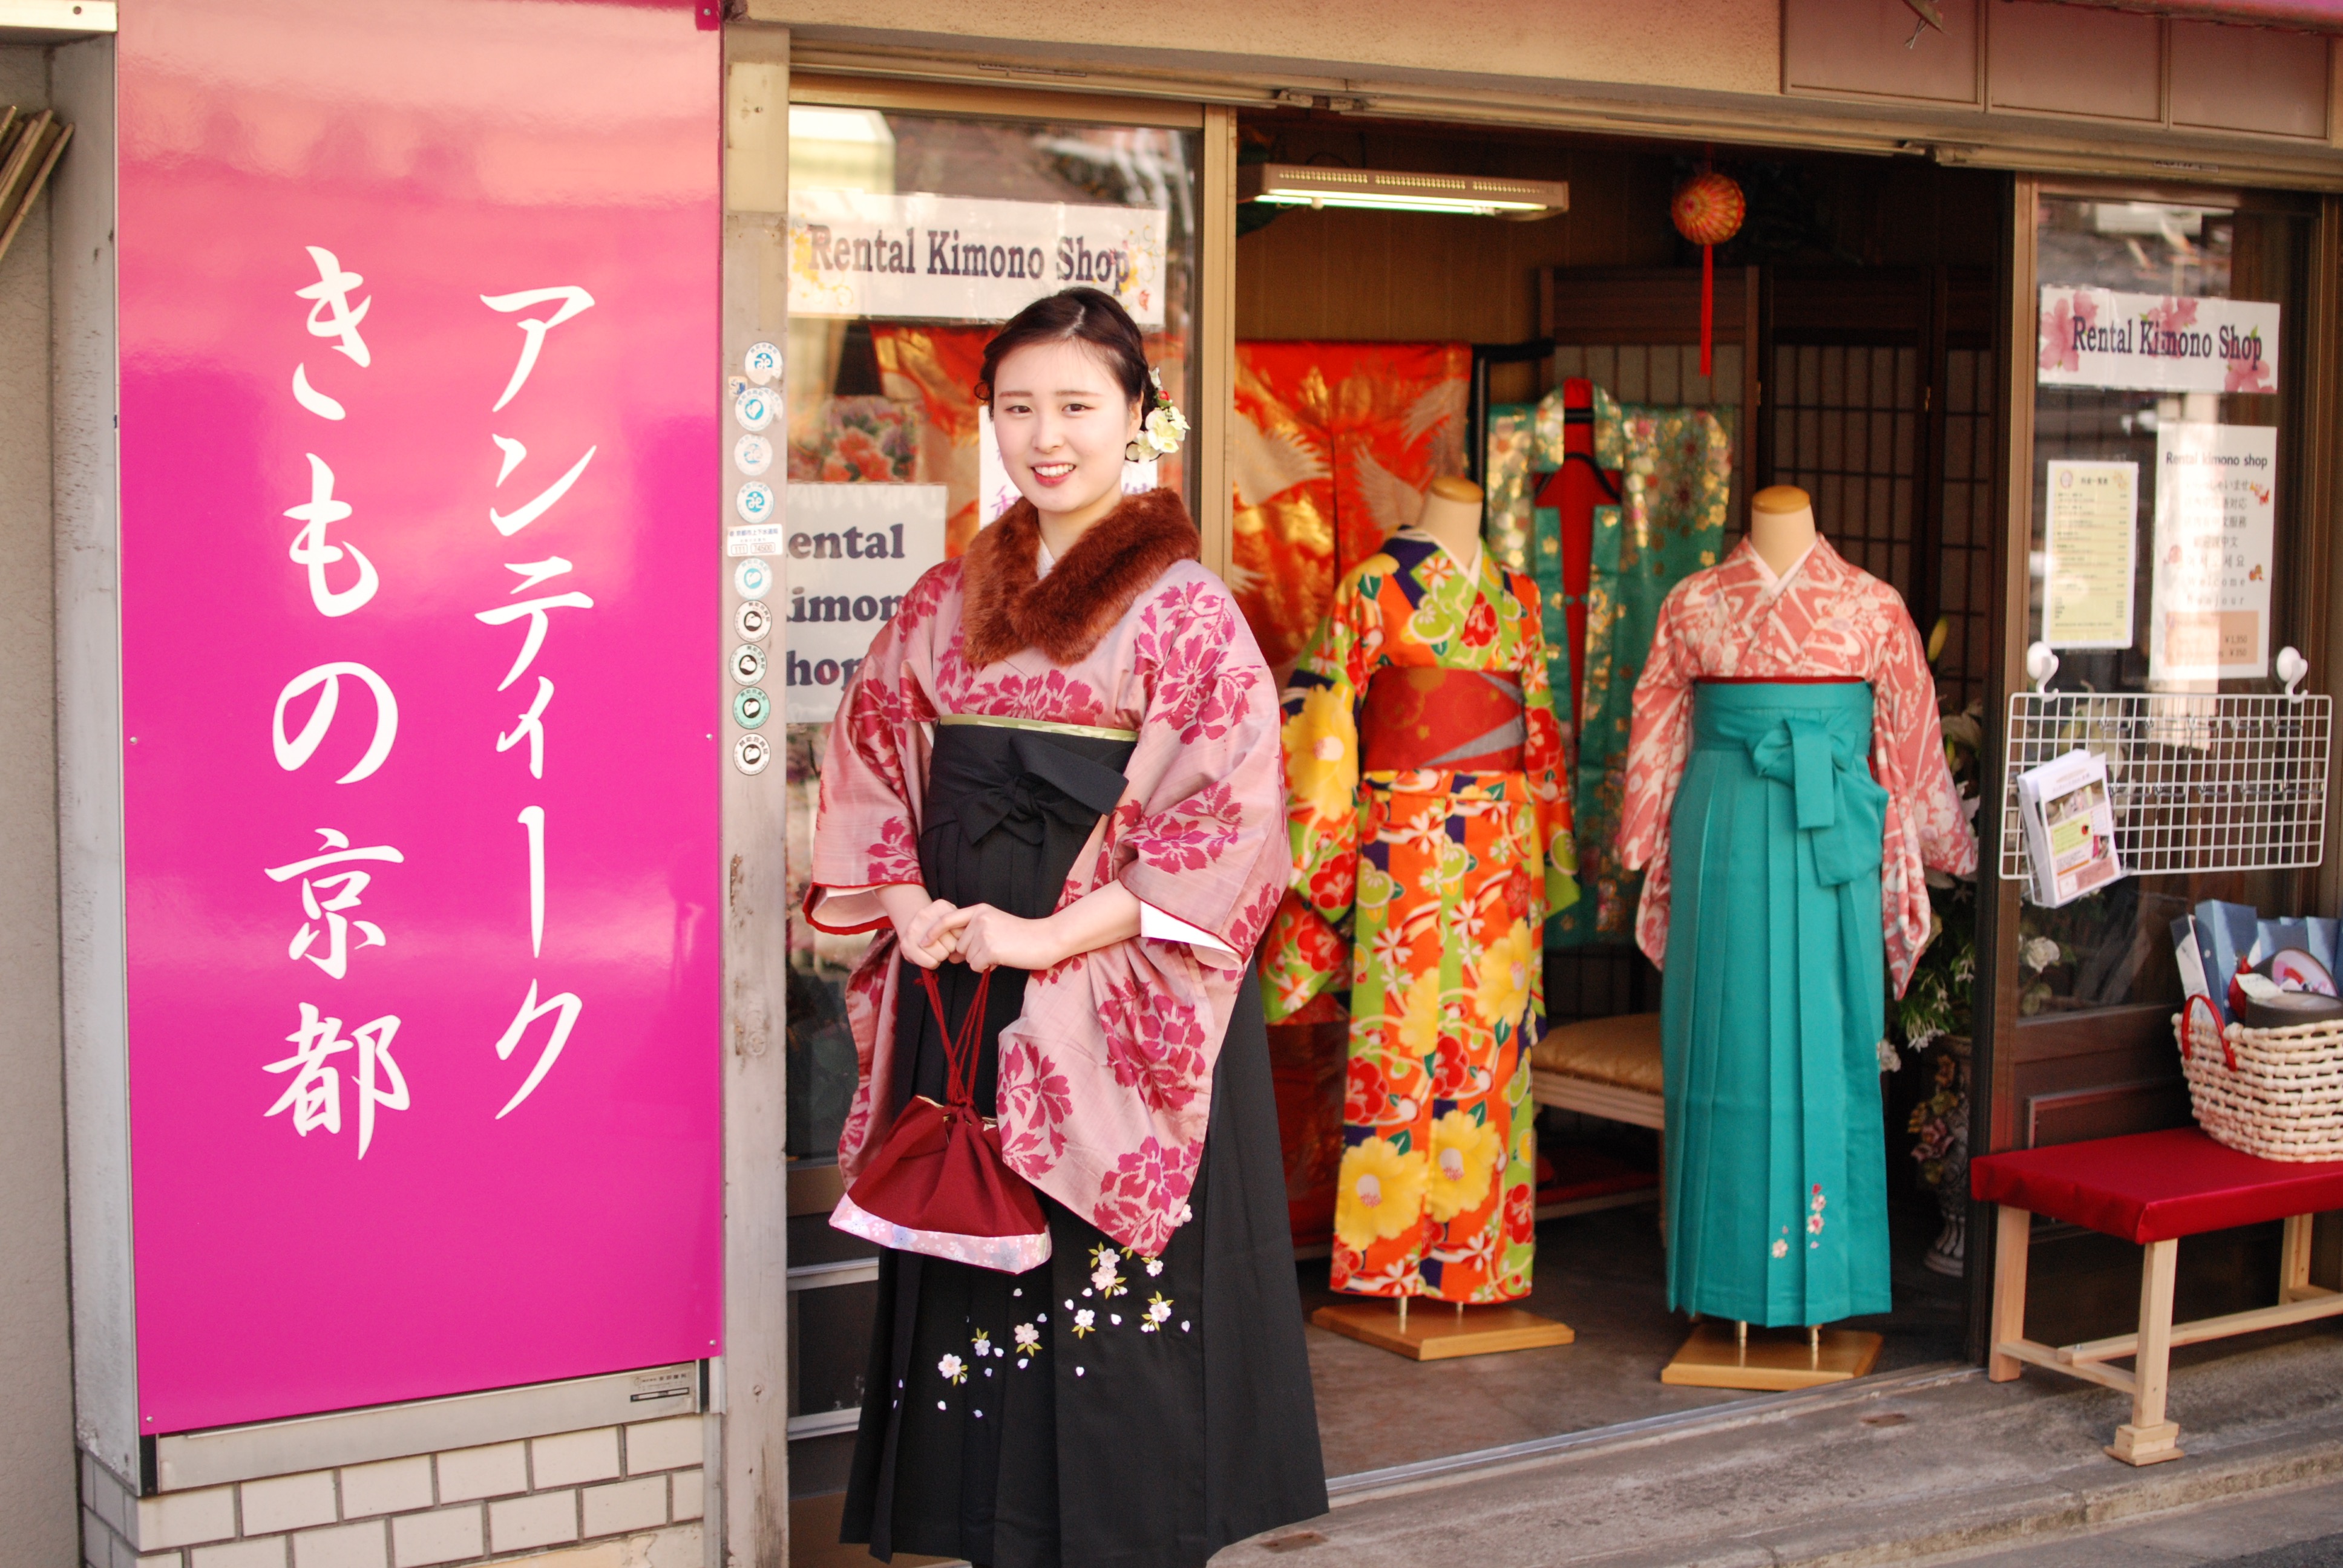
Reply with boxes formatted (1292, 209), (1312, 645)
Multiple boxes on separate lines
(1127, 364), (1188, 463)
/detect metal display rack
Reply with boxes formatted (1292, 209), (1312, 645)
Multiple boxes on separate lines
(1998, 645), (2332, 885)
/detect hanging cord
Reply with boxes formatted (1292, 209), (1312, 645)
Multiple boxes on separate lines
(918, 965), (994, 1112)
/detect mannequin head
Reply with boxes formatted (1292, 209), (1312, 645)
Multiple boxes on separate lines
(1748, 485), (1818, 578)
(1414, 474), (1486, 563)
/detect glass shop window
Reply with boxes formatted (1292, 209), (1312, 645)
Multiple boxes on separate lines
(781, 102), (1201, 1163)
(2020, 194), (2310, 1018)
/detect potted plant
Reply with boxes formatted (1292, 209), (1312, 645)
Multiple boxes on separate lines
(1893, 662), (1984, 1273)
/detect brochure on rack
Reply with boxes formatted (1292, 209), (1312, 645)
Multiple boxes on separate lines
(2017, 748), (2123, 907)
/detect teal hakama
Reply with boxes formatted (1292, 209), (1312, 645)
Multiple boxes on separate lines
(1660, 679), (1891, 1327)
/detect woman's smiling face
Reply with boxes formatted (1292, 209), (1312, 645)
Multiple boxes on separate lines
(989, 337), (1142, 523)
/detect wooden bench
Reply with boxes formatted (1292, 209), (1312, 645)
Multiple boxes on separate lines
(1971, 1126), (2343, 1466)
(1530, 1011), (1663, 1131)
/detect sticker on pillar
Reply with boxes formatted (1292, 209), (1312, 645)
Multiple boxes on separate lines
(733, 557), (774, 599)
(784, 483), (948, 723)
(732, 685), (772, 730)
(734, 733), (772, 775)
(735, 599), (773, 641)
(728, 524), (782, 557)
(735, 387), (778, 432)
(744, 341), (783, 385)
(735, 482), (776, 525)
(730, 642), (767, 685)
(726, 374), (749, 403)
(734, 433), (773, 477)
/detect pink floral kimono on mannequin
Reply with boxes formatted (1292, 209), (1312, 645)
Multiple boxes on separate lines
(807, 491), (1326, 1568)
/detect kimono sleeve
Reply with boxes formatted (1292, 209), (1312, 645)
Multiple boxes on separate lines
(1112, 573), (1291, 960)
(1617, 581), (1697, 873)
(1870, 602), (1979, 880)
(1513, 569), (1581, 918)
(1257, 572), (1375, 1022)
(802, 566), (941, 935)
(1869, 592), (1979, 995)
(1617, 579), (1698, 969)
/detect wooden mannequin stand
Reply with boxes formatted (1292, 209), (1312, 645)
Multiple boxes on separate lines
(1312, 1295), (1576, 1362)
(1660, 1318), (1882, 1390)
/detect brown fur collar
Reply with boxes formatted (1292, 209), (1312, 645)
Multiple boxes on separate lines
(960, 488), (1201, 668)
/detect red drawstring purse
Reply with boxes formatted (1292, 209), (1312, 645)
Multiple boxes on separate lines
(831, 966), (1053, 1272)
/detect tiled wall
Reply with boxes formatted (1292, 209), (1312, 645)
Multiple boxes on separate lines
(79, 1416), (706, 1568)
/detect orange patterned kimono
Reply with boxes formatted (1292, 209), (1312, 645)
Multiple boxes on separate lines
(1260, 532), (1577, 1302)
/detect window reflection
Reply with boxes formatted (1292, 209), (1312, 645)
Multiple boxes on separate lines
(2021, 195), (2307, 1018)
(780, 106), (1201, 1160)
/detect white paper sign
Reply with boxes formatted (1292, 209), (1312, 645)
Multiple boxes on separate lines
(2038, 286), (2278, 394)
(2042, 460), (2137, 650)
(790, 191), (1168, 328)
(2149, 423), (2277, 681)
(782, 483), (948, 722)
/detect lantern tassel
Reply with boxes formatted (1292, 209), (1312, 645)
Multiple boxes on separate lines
(1700, 241), (1714, 379)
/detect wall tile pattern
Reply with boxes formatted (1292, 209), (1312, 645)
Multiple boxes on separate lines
(79, 1417), (706, 1568)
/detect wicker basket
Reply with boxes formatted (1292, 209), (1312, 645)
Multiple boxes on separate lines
(2175, 1002), (2343, 1161)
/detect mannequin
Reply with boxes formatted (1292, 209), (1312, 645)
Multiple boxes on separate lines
(1614, 489), (1978, 1390)
(1260, 475), (1579, 1357)
(1748, 484), (1818, 579)
(1415, 473), (1488, 567)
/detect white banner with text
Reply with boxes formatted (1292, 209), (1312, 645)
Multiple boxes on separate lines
(790, 191), (1168, 328)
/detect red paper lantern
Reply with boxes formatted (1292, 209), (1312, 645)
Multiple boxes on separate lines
(1672, 171), (1746, 377)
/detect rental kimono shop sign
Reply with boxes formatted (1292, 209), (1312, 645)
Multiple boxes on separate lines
(2038, 285), (2279, 394)
(116, 0), (721, 1432)
(791, 190), (1170, 327)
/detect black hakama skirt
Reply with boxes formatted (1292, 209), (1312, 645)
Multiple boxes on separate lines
(841, 719), (1326, 1567)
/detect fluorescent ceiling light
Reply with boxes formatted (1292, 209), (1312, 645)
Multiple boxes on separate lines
(1239, 163), (1568, 220)
(788, 106), (894, 146)
(2091, 202), (2217, 237)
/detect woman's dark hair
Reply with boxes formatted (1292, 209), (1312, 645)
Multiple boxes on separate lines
(977, 286), (1150, 408)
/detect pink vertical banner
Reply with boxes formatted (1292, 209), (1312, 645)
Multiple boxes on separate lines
(119, 0), (722, 1432)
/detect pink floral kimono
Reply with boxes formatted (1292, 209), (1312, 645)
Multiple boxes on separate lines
(1617, 534), (1978, 995)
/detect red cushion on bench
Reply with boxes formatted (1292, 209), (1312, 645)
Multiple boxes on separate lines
(1970, 1127), (2343, 1244)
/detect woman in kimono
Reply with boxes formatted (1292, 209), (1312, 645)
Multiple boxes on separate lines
(805, 287), (1326, 1567)
(1259, 477), (1578, 1306)
(1617, 486), (1977, 1330)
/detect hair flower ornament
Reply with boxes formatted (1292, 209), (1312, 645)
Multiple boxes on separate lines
(1128, 365), (1188, 463)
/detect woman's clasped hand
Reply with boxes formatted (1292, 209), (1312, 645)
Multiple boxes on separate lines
(873, 884), (1083, 973)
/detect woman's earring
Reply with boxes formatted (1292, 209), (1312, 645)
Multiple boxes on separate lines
(1125, 438), (1149, 463)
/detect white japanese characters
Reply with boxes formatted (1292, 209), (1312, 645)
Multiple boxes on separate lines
(265, 1003), (409, 1158)
(266, 246), (408, 1158)
(476, 283), (596, 1119)
(257, 254), (608, 1152)
(284, 454), (379, 617)
(265, 828), (405, 980)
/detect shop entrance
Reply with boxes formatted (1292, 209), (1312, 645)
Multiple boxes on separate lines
(1228, 112), (2005, 1480)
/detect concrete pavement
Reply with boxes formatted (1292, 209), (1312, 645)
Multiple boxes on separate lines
(1927, 1475), (2343, 1566)
(1216, 1323), (2343, 1567)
